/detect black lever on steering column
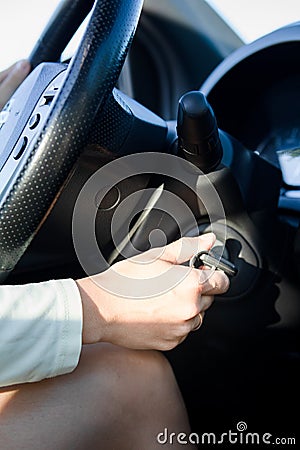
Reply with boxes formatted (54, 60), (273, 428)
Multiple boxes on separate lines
(177, 91), (223, 173)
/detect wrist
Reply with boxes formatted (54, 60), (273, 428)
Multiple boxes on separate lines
(75, 276), (109, 345)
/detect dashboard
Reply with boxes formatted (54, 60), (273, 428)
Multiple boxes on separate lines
(201, 23), (300, 198)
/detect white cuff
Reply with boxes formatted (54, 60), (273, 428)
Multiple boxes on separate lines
(48, 279), (83, 379)
(0, 278), (83, 387)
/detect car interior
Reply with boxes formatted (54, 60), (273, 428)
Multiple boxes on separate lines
(0, 0), (299, 441)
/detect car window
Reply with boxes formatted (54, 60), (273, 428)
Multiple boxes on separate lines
(1, 0), (61, 68)
(1, 0), (300, 69)
(206, 0), (300, 43)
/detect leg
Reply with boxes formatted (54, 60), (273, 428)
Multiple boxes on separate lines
(0, 343), (194, 449)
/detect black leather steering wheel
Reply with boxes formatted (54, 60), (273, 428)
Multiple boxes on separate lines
(0, 0), (144, 282)
(29, 0), (95, 69)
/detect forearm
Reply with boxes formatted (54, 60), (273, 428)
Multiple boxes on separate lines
(0, 279), (82, 387)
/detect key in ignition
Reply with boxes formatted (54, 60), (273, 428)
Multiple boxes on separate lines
(190, 251), (238, 277)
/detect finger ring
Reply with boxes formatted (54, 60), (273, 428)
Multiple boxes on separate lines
(192, 313), (203, 331)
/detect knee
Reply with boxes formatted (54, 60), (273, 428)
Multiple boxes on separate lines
(121, 347), (176, 393)
(89, 343), (173, 387)
(74, 344), (188, 446)
(80, 343), (177, 403)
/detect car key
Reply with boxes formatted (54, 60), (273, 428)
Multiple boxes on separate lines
(190, 251), (238, 277)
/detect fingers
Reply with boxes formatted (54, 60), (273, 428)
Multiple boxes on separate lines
(191, 312), (203, 331)
(0, 62), (17, 83)
(183, 296), (213, 334)
(197, 268), (229, 295)
(160, 233), (216, 265)
(0, 60), (31, 109)
(198, 295), (214, 311)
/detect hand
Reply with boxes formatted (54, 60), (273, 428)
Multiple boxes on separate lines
(0, 60), (31, 110)
(76, 233), (229, 350)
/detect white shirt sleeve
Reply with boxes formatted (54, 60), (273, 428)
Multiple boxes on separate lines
(0, 278), (83, 387)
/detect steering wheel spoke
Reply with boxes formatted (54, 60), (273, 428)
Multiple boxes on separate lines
(0, 0), (144, 281)
(88, 88), (173, 156)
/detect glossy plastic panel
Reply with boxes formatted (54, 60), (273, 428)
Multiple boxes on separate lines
(0, 0), (144, 277)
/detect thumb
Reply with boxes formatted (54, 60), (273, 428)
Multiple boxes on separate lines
(0, 60), (31, 109)
(159, 233), (216, 265)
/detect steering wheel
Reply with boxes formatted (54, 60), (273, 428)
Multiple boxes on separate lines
(0, 0), (143, 282)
